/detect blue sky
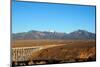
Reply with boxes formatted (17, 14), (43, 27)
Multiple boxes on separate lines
(12, 0), (96, 33)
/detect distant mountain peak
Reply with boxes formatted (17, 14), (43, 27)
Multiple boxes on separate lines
(74, 29), (88, 32)
(70, 29), (92, 34)
(12, 29), (95, 40)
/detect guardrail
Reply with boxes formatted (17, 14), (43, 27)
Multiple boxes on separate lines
(12, 47), (40, 62)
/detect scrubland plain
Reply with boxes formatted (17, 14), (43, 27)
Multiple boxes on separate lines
(12, 40), (96, 66)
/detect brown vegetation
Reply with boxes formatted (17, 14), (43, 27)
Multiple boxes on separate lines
(12, 40), (96, 66)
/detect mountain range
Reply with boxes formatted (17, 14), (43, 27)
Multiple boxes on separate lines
(12, 29), (96, 40)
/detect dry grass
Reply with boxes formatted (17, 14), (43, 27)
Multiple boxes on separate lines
(12, 40), (95, 48)
(29, 40), (96, 61)
(12, 40), (96, 65)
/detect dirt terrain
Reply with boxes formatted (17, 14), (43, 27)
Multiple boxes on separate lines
(12, 40), (96, 66)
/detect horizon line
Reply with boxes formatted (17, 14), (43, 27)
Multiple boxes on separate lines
(12, 29), (95, 34)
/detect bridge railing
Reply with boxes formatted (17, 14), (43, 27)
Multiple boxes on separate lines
(12, 47), (40, 62)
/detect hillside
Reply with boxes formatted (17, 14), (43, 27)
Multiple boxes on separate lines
(12, 29), (96, 40)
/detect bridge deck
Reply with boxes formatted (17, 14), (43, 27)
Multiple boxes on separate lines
(12, 44), (66, 62)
